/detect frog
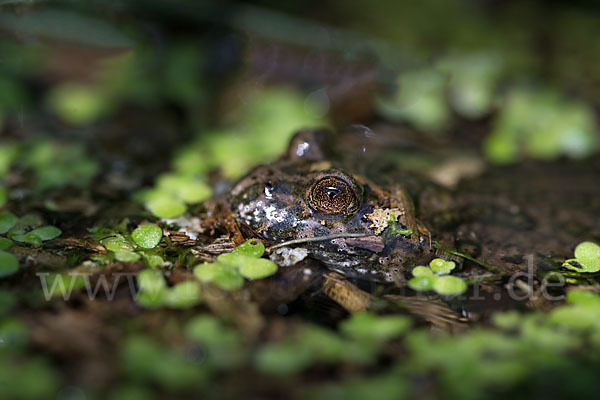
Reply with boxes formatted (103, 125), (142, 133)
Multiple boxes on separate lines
(228, 129), (434, 282)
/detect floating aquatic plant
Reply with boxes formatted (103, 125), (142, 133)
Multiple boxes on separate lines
(485, 88), (598, 164)
(0, 250), (18, 278)
(0, 212), (17, 234)
(408, 258), (466, 295)
(135, 269), (201, 309)
(563, 241), (600, 273)
(92, 223), (165, 267)
(193, 239), (277, 290)
(131, 224), (163, 249)
(376, 67), (449, 134)
(1, 213), (61, 247)
(184, 315), (246, 369)
(257, 312), (411, 375)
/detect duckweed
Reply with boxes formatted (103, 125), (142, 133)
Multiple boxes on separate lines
(22, 140), (99, 191)
(238, 258), (278, 279)
(230, 238), (265, 258)
(407, 274), (437, 291)
(0, 212), (17, 234)
(165, 281), (201, 309)
(193, 239), (277, 290)
(46, 83), (110, 125)
(0, 318), (29, 349)
(115, 250), (141, 263)
(306, 369), (409, 400)
(429, 258), (456, 275)
(408, 258), (466, 295)
(257, 312), (412, 375)
(131, 224), (163, 249)
(376, 67), (450, 134)
(432, 275), (467, 295)
(0, 251), (18, 278)
(184, 315), (246, 369)
(135, 270), (201, 309)
(27, 226), (61, 241)
(140, 252), (164, 269)
(0, 237), (11, 251)
(1, 213), (61, 247)
(340, 312), (412, 342)
(410, 265), (433, 277)
(121, 335), (209, 390)
(95, 225), (169, 266)
(194, 262), (244, 290)
(0, 289), (15, 317)
(145, 197), (187, 219)
(485, 88), (598, 164)
(0, 354), (61, 400)
(100, 235), (134, 252)
(439, 52), (504, 119)
(563, 241), (600, 273)
(42, 273), (87, 299)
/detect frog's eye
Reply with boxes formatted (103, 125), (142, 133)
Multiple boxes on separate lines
(309, 176), (358, 215)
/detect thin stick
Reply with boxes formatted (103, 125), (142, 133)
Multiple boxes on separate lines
(434, 241), (506, 275)
(266, 233), (371, 253)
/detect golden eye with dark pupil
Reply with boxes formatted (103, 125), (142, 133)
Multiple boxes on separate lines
(323, 186), (340, 199)
(310, 177), (355, 214)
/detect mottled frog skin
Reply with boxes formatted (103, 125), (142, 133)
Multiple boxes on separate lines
(228, 129), (431, 281)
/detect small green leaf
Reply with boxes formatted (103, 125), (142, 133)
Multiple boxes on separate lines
(411, 265), (433, 277)
(0, 251), (19, 277)
(216, 252), (241, 265)
(194, 263), (224, 282)
(574, 241), (600, 272)
(137, 269), (166, 292)
(11, 232), (42, 246)
(433, 275), (467, 295)
(100, 235), (134, 252)
(165, 281), (201, 308)
(0, 212), (17, 234)
(231, 239), (265, 258)
(341, 312), (412, 342)
(146, 197), (187, 219)
(408, 275), (437, 291)
(47, 83), (109, 125)
(255, 341), (314, 375)
(212, 267), (244, 290)
(8, 214), (42, 235)
(0, 212), (19, 234)
(142, 253), (164, 269)
(238, 257), (278, 279)
(429, 258), (456, 275)
(29, 225), (61, 241)
(193, 263), (243, 290)
(0, 238), (12, 251)
(135, 271), (170, 307)
(131, 224), (163, 249)
(115, 250), (141, 263)
(0, 186), (5, 207)
(566, 290), (600, 307)
(176, 180), (212, 203)
(492, 310), (523, 330)
(136, 289), (168, 308)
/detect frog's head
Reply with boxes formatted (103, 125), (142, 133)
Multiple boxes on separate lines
(228, 130), (426, 281)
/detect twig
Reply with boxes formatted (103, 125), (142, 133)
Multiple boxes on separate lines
(265, 233), (371, 253)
